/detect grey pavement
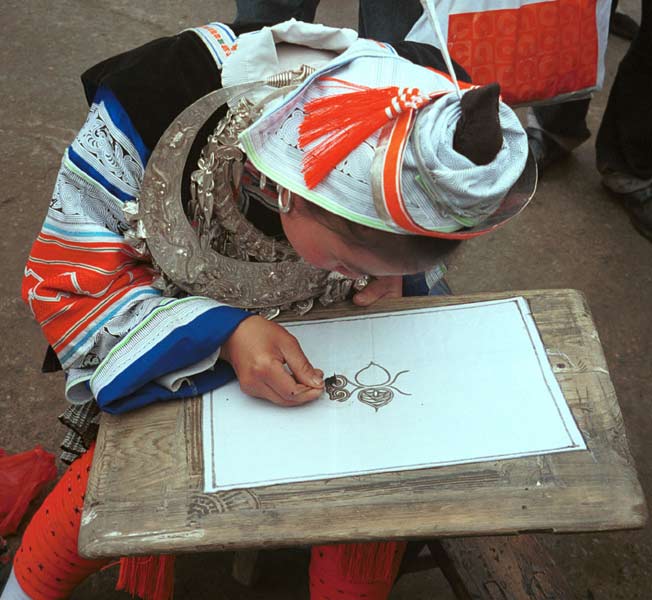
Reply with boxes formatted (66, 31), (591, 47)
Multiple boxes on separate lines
(1, 1), (650, 598)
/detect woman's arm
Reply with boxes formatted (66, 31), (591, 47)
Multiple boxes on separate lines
(22, 26), (254, 415)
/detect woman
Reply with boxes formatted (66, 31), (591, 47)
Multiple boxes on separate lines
(5, 17), (531, 600)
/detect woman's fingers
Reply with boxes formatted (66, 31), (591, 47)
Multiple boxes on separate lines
(258, 383), (303, 407)
(256, 372), (323, 407)
(240, 355), (323, 406)
(353, 276), (403, 306)
(281, 335), (324, 388)
(221, 314), (325, 406)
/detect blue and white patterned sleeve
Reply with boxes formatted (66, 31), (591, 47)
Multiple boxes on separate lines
(23, 29), (252, 415)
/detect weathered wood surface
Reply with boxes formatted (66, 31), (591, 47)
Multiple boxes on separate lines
(79, 290), (647, 559)
(431, 535), (576, 599)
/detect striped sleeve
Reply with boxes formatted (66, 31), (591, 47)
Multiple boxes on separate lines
(22, 84), (250, 414)
(186, 21), (238, 68)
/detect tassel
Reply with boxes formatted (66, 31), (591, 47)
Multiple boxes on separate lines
(310, 541), (407, 600)
(116, 555), (176, 600)
(336, 541), (405, 582)
(299, 84), (429, 188)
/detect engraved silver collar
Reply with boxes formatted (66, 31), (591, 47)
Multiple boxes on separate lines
(126, 68), (367, 318)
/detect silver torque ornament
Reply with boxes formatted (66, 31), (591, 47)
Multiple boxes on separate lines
(129, 67), (368, 315)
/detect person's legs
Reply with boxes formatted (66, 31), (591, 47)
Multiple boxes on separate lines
(1, 446), (110, 600)
(357, 0), (423, 43)
(596, 0), (652, 183)
(525, 0), (641, 174)
(526, 98), (592, 173)
(233, 0), (320, 27)
(610, 0), (640, 40)
(596, 0), (652, 238)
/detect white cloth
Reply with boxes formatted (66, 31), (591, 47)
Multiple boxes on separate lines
(222, 19), (357, 107)
(154, 348), (221, 392)
(0, 570), (32, 600)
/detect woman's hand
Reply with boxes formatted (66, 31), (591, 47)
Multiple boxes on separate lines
(220, 316), (324, 406)
(352, 275), (403, 306)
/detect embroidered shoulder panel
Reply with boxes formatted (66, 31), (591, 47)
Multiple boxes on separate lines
(71, 100), (144, 198)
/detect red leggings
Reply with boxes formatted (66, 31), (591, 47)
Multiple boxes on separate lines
(13, 445), (110, 599)
(13, 446), (405, 600)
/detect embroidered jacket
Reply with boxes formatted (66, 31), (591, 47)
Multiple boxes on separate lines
(21, 21), (469, 461)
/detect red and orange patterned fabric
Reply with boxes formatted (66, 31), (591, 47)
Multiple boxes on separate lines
(408, 0), (609, 105)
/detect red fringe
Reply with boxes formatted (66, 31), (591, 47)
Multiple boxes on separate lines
(299, 86), (401, 188)
(116, 555), (175, 600)
(310, 541), (407, 600)
(335, 541), (405, 583)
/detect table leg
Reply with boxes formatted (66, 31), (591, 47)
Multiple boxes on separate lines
(232, 550), (261, 587)
(428, 534), (576, 599)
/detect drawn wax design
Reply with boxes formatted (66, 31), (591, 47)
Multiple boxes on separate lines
(325, 362), (411, 411)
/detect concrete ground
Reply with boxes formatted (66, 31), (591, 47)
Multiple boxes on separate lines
(1, 1), (649, 598)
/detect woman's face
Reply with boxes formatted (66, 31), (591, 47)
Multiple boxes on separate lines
(280, 197), (433, 277)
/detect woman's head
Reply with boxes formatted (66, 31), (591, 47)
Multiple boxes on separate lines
(241, 49), (533, 242)
(280, 193), (461, 277)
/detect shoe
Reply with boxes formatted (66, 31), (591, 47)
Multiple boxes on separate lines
(628, 201), (652, 241)
(602, 171), (652, 204)
(526, 127), (570, 176)
(610, 12), (639, 41)
(602, 171), (652, 242)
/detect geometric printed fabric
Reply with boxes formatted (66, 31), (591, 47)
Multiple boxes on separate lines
(448, 0), (599, 104)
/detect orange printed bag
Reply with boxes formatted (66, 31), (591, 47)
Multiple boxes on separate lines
(407, 0), (610, 105)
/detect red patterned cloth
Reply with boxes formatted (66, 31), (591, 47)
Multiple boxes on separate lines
(0, 446), (57, 536)
(447, 1), (599, 104)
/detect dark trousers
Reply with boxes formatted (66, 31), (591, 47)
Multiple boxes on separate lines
(234, 0), (423, 43)
(596, 0), (652, 178)
(357, 0), (423, 43)
(233, 0), (320, 26)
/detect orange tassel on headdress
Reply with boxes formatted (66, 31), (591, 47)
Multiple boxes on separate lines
(298, 82), (430, 189)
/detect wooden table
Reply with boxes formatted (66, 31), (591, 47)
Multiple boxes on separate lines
(79, 290), (647, 563)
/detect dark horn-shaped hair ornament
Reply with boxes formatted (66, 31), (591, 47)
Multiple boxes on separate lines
(453, 82), (503, 166)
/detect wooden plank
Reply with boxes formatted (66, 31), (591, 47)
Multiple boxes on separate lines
(430, 535), (576, 600)
(79, 290), (647, 559)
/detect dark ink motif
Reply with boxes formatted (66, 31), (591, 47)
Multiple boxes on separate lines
(325, 362), (410, 411)
(324, 374), (351, 402)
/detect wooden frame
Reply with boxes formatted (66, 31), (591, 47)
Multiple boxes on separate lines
(79, 290), (647, 559)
